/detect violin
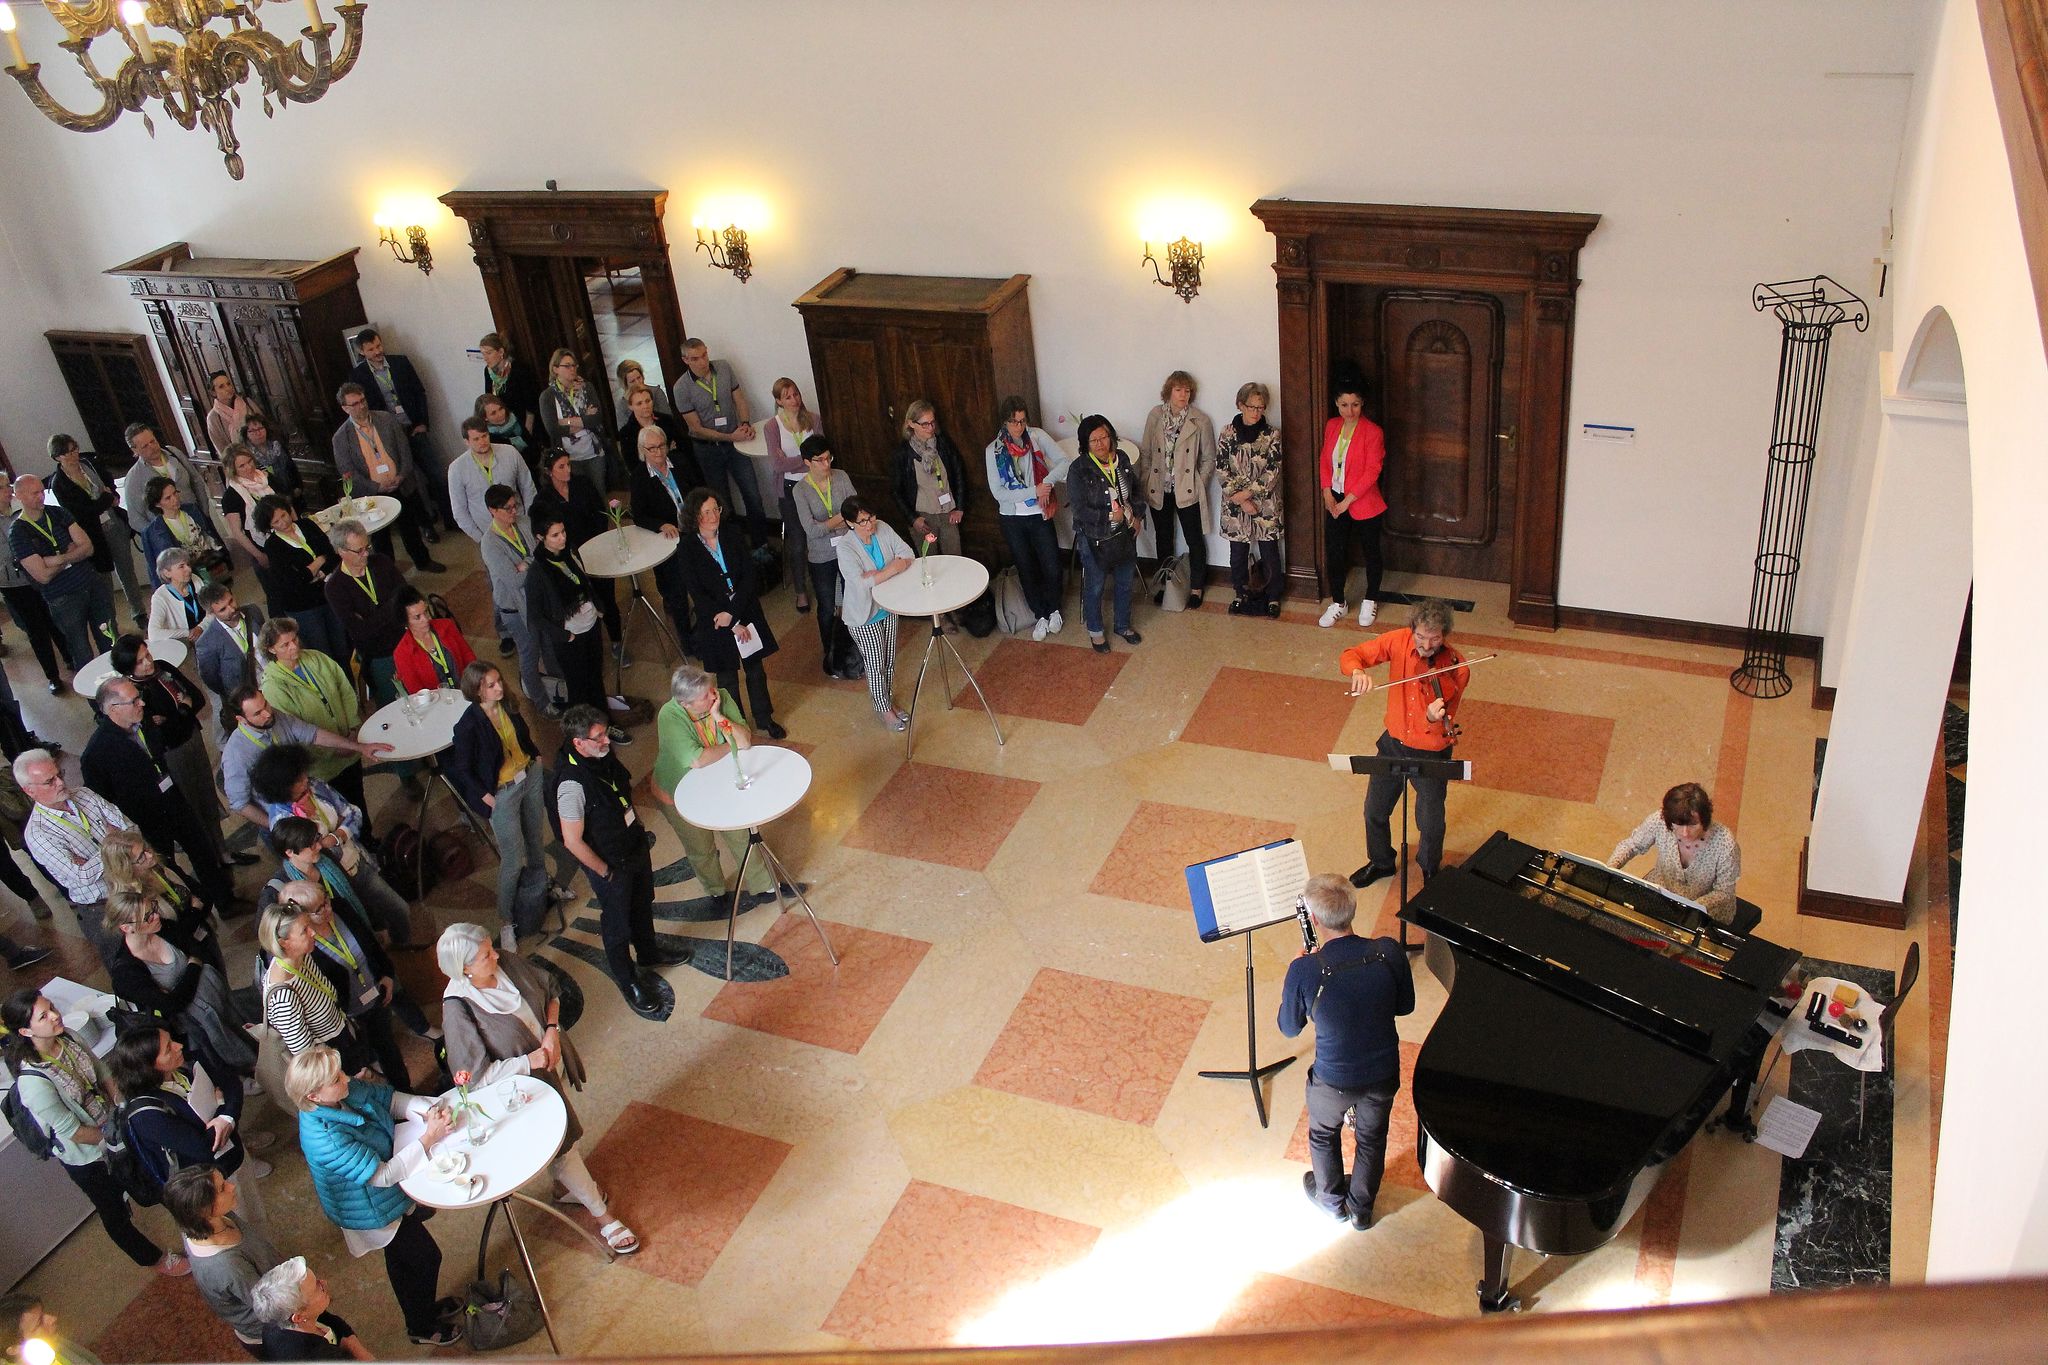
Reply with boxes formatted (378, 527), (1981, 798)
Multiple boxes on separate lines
(1426, 666), (1463, 743)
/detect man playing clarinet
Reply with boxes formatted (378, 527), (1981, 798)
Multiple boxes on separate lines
(1340, 598), (1466, 889)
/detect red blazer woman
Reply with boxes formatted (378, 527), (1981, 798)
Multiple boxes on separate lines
(392, 617), (477, 693)
(1318, 417), (1388, 520)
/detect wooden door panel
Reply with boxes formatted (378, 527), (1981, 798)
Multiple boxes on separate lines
(812, 335), (894, 493)
(1377, 292), (1500, 546)
(898, 333), (1000, 560)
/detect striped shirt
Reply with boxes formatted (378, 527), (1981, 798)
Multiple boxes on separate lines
(24, 788), (132, 905)
(263, 961), (347, 1056)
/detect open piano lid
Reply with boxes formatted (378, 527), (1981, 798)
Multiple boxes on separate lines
(1401, 830), (1797, 1061)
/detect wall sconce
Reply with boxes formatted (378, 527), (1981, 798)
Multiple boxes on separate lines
(693, 220), (752, 283)
(1142, 237), (1204, 303)
(373, 215), (432, 275)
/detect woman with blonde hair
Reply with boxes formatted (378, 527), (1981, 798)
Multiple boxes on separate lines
(889, 399), (972, 560)
(286, 1045), (462, 1347)
(437, 922), (641, 1252)
(538, 348), (614, 490)
(105, 885), (257, 1084)
(763, 377), (823, 611)
(1139, 369), (1218, 609)
(101, 823), (228, 980)
(613, 357), (673, 423)
(1219, 380), (1284, 617)
(258, 895), (371, 1075)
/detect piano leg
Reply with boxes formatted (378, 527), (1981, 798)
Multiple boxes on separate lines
(1478, 1236), (1522, 1314)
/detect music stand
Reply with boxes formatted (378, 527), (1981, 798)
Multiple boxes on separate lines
(1184, 839), (1310, 1128)
(1328, 752), (1473, 953)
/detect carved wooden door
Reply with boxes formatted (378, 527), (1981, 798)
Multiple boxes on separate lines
(1375, 291), (1509, 582)
(811, 334), (895, 491)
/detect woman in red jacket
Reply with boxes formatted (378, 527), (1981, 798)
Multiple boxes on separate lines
(391, 590), (477, 694)
(1317, 387), (1389, 629)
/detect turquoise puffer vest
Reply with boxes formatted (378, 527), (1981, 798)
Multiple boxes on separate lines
(297, 1079), (415, 1230)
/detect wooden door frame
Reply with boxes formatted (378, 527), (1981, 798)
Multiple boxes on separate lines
(439, 190), (689, 402)
(1251, 200), (1598, 628)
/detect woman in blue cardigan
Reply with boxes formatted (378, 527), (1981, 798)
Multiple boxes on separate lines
(285, 1045), (463, 1348)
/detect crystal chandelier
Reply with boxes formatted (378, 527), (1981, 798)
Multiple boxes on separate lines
(0, 0), (366, 180)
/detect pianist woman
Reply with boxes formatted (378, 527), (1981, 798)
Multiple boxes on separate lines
(1607, 782), (1747, 929)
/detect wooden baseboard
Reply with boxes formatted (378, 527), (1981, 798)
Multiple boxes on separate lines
(1797, 837), (1909, 929)
(1810, 634), (1836, 711)
(1552, 605), (1822, 659)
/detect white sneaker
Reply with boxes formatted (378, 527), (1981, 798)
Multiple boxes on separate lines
(1318, 602), (1345, 628)
(1031, 617), (1050, 642)
(1359, 599), (1378, 626)
(500, 925), (519, 953)
(241, 1156), (273, 1179)
(1048, 610), (1064, 634)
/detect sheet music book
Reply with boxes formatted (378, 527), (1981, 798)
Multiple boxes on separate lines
(1186, 839), (1311, 942)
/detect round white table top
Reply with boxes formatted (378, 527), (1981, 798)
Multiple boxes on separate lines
(1774, 974), (1887, 1074)
(732, 428), (769, 460)
(362, 688), (468, 761)
(311, 494), (401, 535)
(579, 525), (679, 579)
(673, 745), (812, 833)
(399, 1077), (567, 1211)
(73, 635), (190, 698)
(871, 554), (989, 617)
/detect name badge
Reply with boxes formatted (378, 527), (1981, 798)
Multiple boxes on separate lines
(937, 491), (955, 511)
(505, 769), (526, 789)
(1021, 496), (1039, 511)
(158, 775), (175, 792)
(830, 534), (845, 550)
(359, 985), (380, 1006)
(193, 926), (209, 942)
(714, 416), (731, 430)
(624, 808), (639, 827)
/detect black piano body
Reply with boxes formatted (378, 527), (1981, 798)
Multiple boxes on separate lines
(1401, 830), (1799, 1313)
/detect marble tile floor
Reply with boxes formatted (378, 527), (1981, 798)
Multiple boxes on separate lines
(0, 553), (1942, 1357)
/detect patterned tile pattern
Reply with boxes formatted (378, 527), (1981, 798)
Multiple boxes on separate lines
(841, 762), (1040, 871)
(950, 638), (1130, 726)
(91, 1274), (244, 1364)
(553, 1100), (794, 1286)
(821, 1181), (1101, 1350)
(1181, 667), (1355, 764)
(1214, 1271), (1433, 1331)
(1456, 699), (1615, 803)
(974, 968), (1210, 1125)
(702, 914), (931, 1053)
(1088, 801), (1295, 912)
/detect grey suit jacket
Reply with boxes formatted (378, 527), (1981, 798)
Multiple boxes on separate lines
(478, 514), (537, 613)
(329, 411), (417, 495)
(196, 603), (266, 712)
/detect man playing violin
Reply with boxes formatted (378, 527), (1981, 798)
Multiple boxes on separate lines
(1340, 598), (1466, 889)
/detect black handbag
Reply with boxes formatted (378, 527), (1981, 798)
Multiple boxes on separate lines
(1090, 527), (1136, 569)
(462, 1270), (544, 1352)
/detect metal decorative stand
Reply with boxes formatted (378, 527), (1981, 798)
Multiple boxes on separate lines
(1731, 276), (1869, 699)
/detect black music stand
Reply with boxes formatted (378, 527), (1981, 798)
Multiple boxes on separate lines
(1185, 841), (1306, 1128)
(1329, 752), (1473, 953)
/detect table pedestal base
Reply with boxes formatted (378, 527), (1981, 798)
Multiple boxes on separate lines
(724, 829), (837, 981)
(477, 1190), (617, 1355)
(902, 617), (1005, 759)
(618, 571), (682, 678)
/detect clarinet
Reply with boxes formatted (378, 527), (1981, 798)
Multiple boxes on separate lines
(1295, 898), (1318, 953)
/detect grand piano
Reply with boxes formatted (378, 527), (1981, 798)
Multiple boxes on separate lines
(1401, 830), (1799, 1313)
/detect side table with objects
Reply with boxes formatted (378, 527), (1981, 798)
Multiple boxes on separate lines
(870, 554), (1005, 760)
(362, 688), (497, 887)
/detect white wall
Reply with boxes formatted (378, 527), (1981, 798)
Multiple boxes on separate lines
(1884, 0), (2048, 1282)
(0, 0), (1923, 629)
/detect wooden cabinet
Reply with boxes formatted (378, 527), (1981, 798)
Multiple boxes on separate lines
(795, 270), (1040, 562)
(105, 242), (368, 475)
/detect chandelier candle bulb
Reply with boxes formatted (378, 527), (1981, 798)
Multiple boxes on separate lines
(119, 0), (147, 49)
(303, 0), (322, 28)
(0, 7), (25, 73)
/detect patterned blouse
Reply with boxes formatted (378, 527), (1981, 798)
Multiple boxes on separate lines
(1218, 419), (1283, 543)
(1608, 813), (1743, 924)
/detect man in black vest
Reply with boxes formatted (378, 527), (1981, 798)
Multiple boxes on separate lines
(81, 676), (236, 910)
(547, 705), (689, 1018)
(1278, 872), (1414, 1231)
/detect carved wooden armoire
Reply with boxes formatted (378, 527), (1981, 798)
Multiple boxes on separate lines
(105, 242), (368, 469)
(795, 270), (1041, 565)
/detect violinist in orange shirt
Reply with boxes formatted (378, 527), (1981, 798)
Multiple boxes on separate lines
(1339, 598), (1465, 889)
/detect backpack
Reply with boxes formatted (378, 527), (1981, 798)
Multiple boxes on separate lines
(107, 1093), (174, 1206)
(992, 567), (1034, 634)
(378, 822), (424, 900)
(2, 1078), (55, 1161)
(428, 593), (458, 621)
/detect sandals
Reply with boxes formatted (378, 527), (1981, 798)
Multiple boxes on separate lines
(599, 1219), (641, 1254)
